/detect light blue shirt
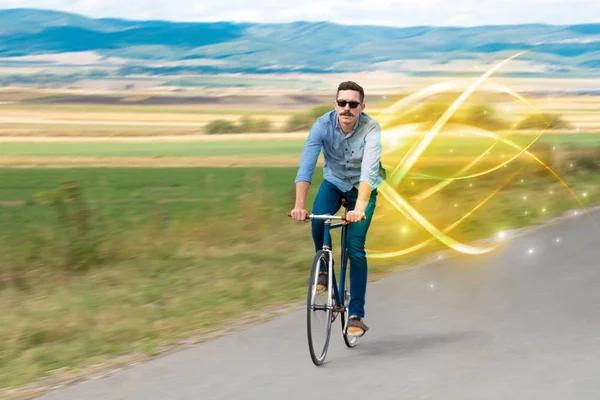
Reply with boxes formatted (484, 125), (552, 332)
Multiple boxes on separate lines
(295, 110), (386, 192)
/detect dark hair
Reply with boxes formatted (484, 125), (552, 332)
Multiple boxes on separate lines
(337, 81), (364, 103)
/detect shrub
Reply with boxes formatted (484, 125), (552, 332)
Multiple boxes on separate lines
(308, 104), (334, 120)
(385, 102), (510, 131)
(34, 181), (103, 271)
(573, 154), (600, 172)
(206, 117), (273, 134)
(285, 104), (333, 132)
(205, 119), (237, 134)
(461, 104), (510, 130)
(516, 113), (572, 130)
(252, 118), (272, 132)
(238, 116), (272, 133)
(285, 113), (313, 132)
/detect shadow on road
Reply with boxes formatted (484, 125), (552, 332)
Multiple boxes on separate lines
(353, 331), (484, 358)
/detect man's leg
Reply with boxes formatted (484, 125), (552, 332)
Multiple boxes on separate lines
(310, 180), (343, 293)
(343, 188), (377, 320)
(311, 180), (343, 252)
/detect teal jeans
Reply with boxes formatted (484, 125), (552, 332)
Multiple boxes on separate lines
(311, 179), (377, 318)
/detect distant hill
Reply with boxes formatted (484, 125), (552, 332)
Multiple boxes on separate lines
(0, 8), (599, 74)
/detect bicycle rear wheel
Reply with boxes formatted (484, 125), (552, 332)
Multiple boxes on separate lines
(306, 249), (333, 366)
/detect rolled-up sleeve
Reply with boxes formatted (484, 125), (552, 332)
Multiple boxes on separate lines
(360, 122), (383, 186)
(295, 119), (323, 184)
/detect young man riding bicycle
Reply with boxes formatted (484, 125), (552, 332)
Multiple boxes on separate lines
(289, 81), (386, 337)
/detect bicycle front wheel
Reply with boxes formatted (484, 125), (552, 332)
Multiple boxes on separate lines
(342, 288), (358, 348)
(306, 249), (333, 366)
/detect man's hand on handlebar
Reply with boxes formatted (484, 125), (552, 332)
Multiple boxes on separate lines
(289, 207), (309, 221)
(287, 208), (366, 223)
(345, 210), (366, 223)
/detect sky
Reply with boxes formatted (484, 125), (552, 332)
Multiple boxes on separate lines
(0, 0), (599, 27)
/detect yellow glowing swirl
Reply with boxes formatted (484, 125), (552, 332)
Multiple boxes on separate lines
(369, 169), (522, 259)
(388, 52), (527, 186)
(365, 51), (594, 259)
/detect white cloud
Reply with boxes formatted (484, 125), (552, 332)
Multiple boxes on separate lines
(0, 0), (599, 26)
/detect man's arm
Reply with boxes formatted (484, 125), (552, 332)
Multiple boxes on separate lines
(353, 181), (373, 214)
(294, 181), (311, 210)
(348, 122), (382, 221)
(290, 120), (323, 220)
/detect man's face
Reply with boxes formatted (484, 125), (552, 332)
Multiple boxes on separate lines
(334, 90), (365, 128)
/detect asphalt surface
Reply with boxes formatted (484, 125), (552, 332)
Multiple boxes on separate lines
(40, 208), (600, 400)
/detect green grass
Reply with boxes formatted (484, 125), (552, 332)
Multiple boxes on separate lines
(535, 133), (600, 148)
(396, 133), (600, 155)
(1, 155), (600, 393)
(0, 167), (317, 391)
(0, 141), (306, 157)
(2, 134), (598, 159)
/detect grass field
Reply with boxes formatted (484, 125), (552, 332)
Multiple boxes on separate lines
(0, 141), (305, 157)
(1, 134), (598, 159)
(0, 167), (317, 392)
(1, 90), (600, 139)
(2, 85), (600, 396)
(1, 159), (600, 394)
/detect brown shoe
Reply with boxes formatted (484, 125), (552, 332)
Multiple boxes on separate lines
(347, 316), (369, 337)
(316, 272), (327, 294)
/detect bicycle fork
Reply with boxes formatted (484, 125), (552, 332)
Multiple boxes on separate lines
(319, 216), (348, 316)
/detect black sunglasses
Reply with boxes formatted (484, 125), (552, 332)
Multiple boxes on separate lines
(336, 100), (362, 108)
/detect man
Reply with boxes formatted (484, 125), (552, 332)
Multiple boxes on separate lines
(289, 81), (386, 337)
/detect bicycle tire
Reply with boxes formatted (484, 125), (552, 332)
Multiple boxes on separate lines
(306, 249), (333, 366)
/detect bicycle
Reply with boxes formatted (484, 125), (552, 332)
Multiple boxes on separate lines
(288, 198), (364, 366)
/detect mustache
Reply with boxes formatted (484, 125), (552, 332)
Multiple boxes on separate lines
(340, 112), (353, 116)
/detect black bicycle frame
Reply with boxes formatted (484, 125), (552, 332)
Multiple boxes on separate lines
(322, 216), (350, 311)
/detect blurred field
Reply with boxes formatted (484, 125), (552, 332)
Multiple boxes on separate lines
(0, 167), (316, 391)
(0, 134), (598, 169)
(0, 107), (290, 133)
(0, 141), (305, 157)
(1, 83), (600, 395)
(1, 162), (600, 392)
(2, 155), (600, 393)
(1, 86), (600, 136)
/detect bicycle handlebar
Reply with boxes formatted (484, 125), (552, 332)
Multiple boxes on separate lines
(287, 212), (366, 222)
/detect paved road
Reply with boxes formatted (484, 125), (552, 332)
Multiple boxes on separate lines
(40, 208), (600, 400)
